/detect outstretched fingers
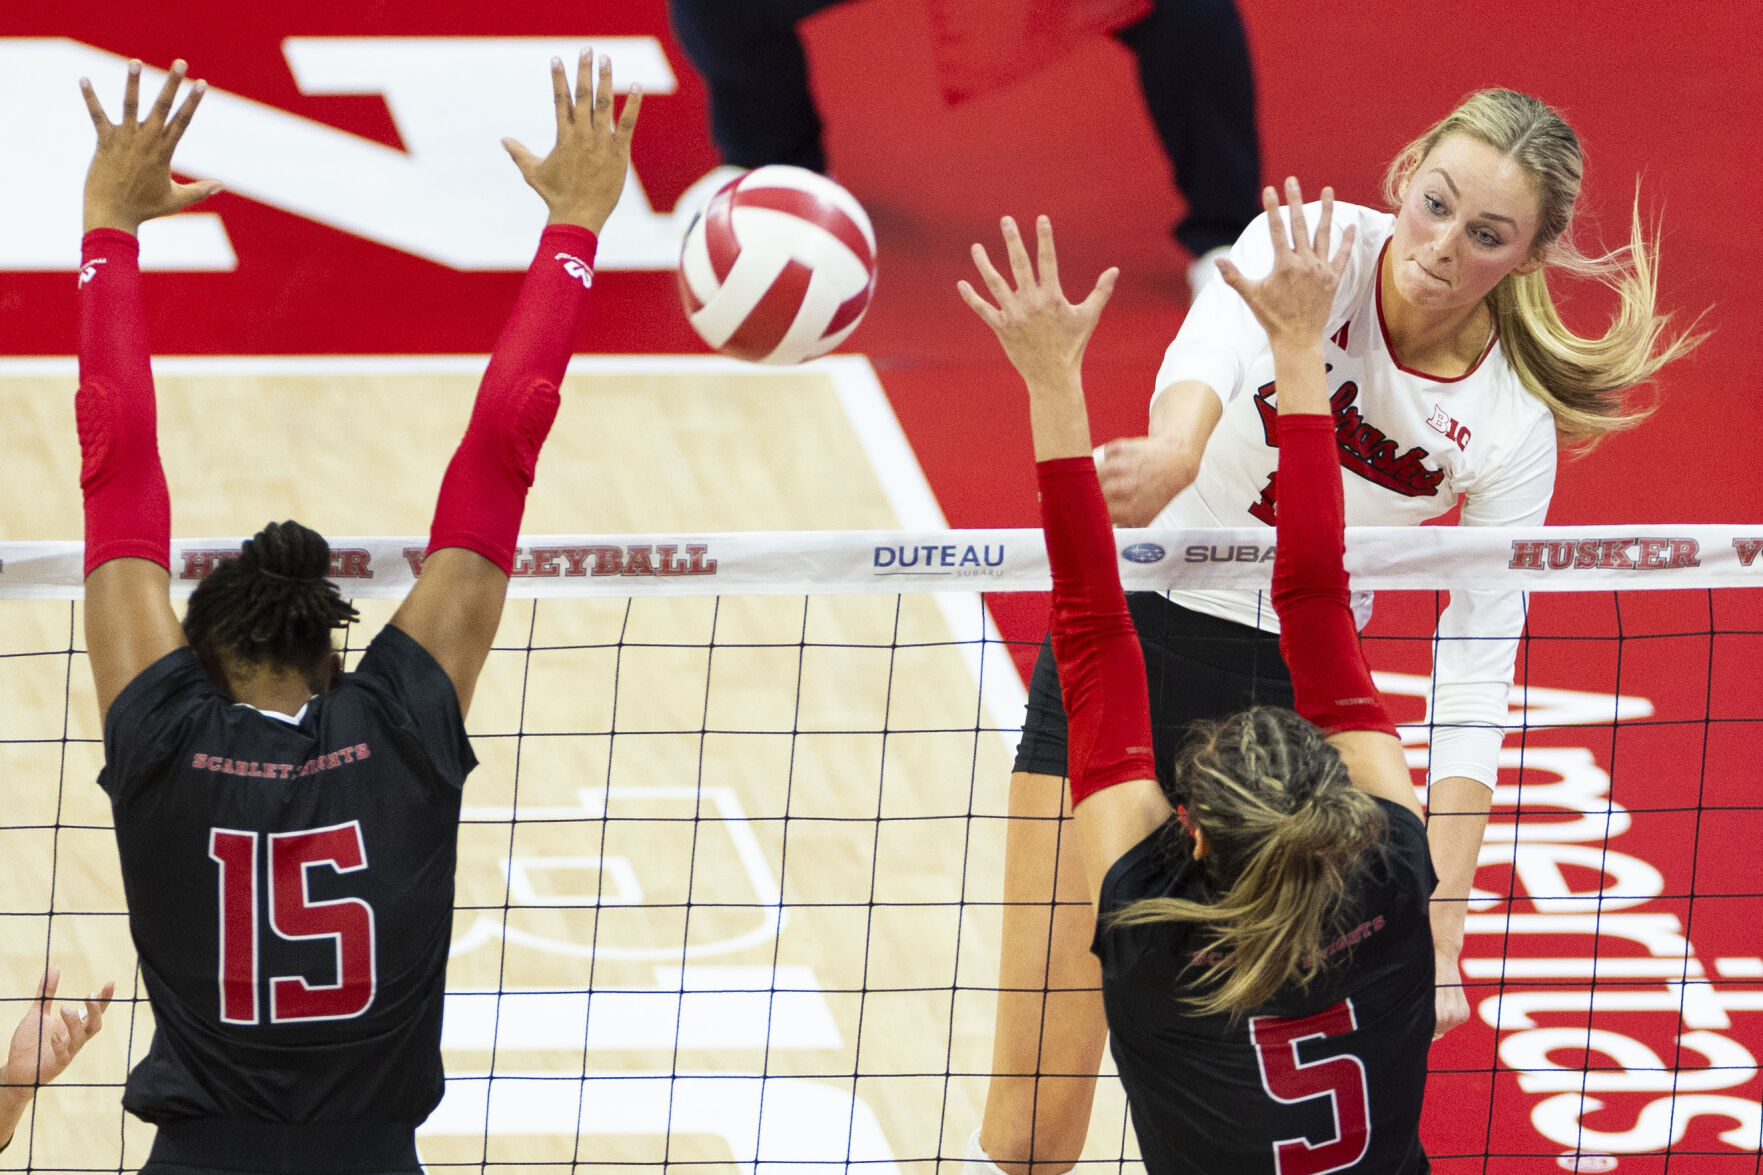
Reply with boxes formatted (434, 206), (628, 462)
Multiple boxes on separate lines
(1314, 185), (1335, 255)
(593, 53), (615, 126)
(573, 47), (594, 113)
(616, 83), (643, 141)
(1331, 224), (1358, 279)
(1261, 185), (1287, 255)
(1284, 177), (1311, 254)
(144, 60), (187, 131)
(165, 78), (208, 147)
(1034, 215), (1061, 297)
(1000, 215), (1035, 291)
(549, 55), (572, 131)
(501, 136), (539, 180)
(67, 981), (112, 1045)
(1213, 254), (1258, 307)
(78, 77), (111, 133)
(122, 59), (141, 125)
(1077, 265), (1120, 319)
(955, 278), (1002, 329)
(969, 240), (1013, 305)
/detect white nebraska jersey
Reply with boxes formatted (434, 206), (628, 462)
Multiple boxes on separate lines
(1150, 202), (1557, 786)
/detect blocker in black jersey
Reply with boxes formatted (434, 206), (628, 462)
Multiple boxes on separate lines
(1092, 798), (1436, 1175)
(100, 626), (473, 1166)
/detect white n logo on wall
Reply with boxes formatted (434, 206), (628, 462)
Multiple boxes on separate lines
(0, 38), (691, 272)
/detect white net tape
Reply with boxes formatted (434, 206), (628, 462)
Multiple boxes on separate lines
(3, 524), (1761, 600)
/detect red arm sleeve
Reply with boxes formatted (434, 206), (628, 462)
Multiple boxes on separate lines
(426, 224), (600, 572)
(77, 229), (171, 575)
(1270, 414), (1396, 736)
(1037, 457), (1156, 806)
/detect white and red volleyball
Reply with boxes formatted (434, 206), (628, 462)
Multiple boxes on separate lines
(678, 166), (878, 365)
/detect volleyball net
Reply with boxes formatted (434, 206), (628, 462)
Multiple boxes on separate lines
(2, 525), (1760, 1174)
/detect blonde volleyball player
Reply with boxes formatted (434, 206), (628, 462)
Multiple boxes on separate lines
(974, 89), (1698, 1173)
(960, 196), (1435, 1173)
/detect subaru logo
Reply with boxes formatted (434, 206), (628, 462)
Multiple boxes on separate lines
(1121, 543), (1166, 564)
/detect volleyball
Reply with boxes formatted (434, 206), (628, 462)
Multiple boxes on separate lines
(677, 165), (878, 365)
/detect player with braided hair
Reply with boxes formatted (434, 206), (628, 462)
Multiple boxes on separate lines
(180, 521), (360, 700)
(74, 51), (639, 1172)
(959, 189), (1434, 1172)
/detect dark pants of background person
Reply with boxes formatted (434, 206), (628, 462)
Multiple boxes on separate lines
(667, 0), (1262, 256)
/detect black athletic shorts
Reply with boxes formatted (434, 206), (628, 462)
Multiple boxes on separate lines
(140, 1119), (421, 1174)
(1013, 592), (1295, 791)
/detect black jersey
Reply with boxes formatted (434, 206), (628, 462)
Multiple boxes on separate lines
(99, 625), (476, 1153)
(1092, 797), (1435, 1175)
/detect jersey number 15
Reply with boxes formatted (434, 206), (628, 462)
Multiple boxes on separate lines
(207, 822), (378, 1025)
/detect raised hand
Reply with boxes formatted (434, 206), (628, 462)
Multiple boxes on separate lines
(503, 50), (643, 233)
(959, 215), (1118, 392)
(1217, 178), (1355, 351)
(960, 215), (1118, 461)
(80, 59), (221, 235)
(4, 969), (114, 1090)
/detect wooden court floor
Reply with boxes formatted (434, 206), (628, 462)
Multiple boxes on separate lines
(0, 358), (1137, 1174)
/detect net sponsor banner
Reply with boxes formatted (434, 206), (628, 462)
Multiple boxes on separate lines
(4, 524), (1761, 599)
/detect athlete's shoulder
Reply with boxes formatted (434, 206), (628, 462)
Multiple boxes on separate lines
(1364, 795), (1437, 903)
(108, 646), (216, 719)
(333, 623), (476, 790)
(342, 625), (451, 695)
(1332, 200), (1396, 243)
(1097, 821), (1195, 912)
(101, 646), (227, 800)
(1450, 344), (1558, 487)
(1482, 341), (1556, 420)
(1092, 823), (1207, 976)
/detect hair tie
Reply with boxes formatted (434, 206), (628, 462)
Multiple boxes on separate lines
(255, 567), (326, 585)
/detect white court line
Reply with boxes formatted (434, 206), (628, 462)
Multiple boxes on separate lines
(451, 786), (785, 962)
(820, 356), (1028, 754)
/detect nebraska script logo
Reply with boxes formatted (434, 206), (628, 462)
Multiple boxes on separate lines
(1248, 377), (1446, 524)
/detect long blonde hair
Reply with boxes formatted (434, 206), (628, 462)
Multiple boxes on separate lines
(1107, 709), (1388, 1019)
(1383, 88), (1702, 445)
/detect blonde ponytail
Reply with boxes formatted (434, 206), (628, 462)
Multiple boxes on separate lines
(1106, 709), (1388, 1019)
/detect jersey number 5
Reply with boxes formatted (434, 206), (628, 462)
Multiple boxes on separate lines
(1250, 1000), (1371, 1175)
(208, 822), (378, 1025)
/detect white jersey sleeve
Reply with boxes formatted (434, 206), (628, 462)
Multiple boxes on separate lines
(1425, 410), (1558, 787)
(1142, 201), (1559, 792)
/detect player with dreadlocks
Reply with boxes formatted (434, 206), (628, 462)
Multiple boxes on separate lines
(74, 51), (638, 1172)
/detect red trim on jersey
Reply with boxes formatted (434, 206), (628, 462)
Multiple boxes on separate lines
(1373, 240), (1499, 384)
